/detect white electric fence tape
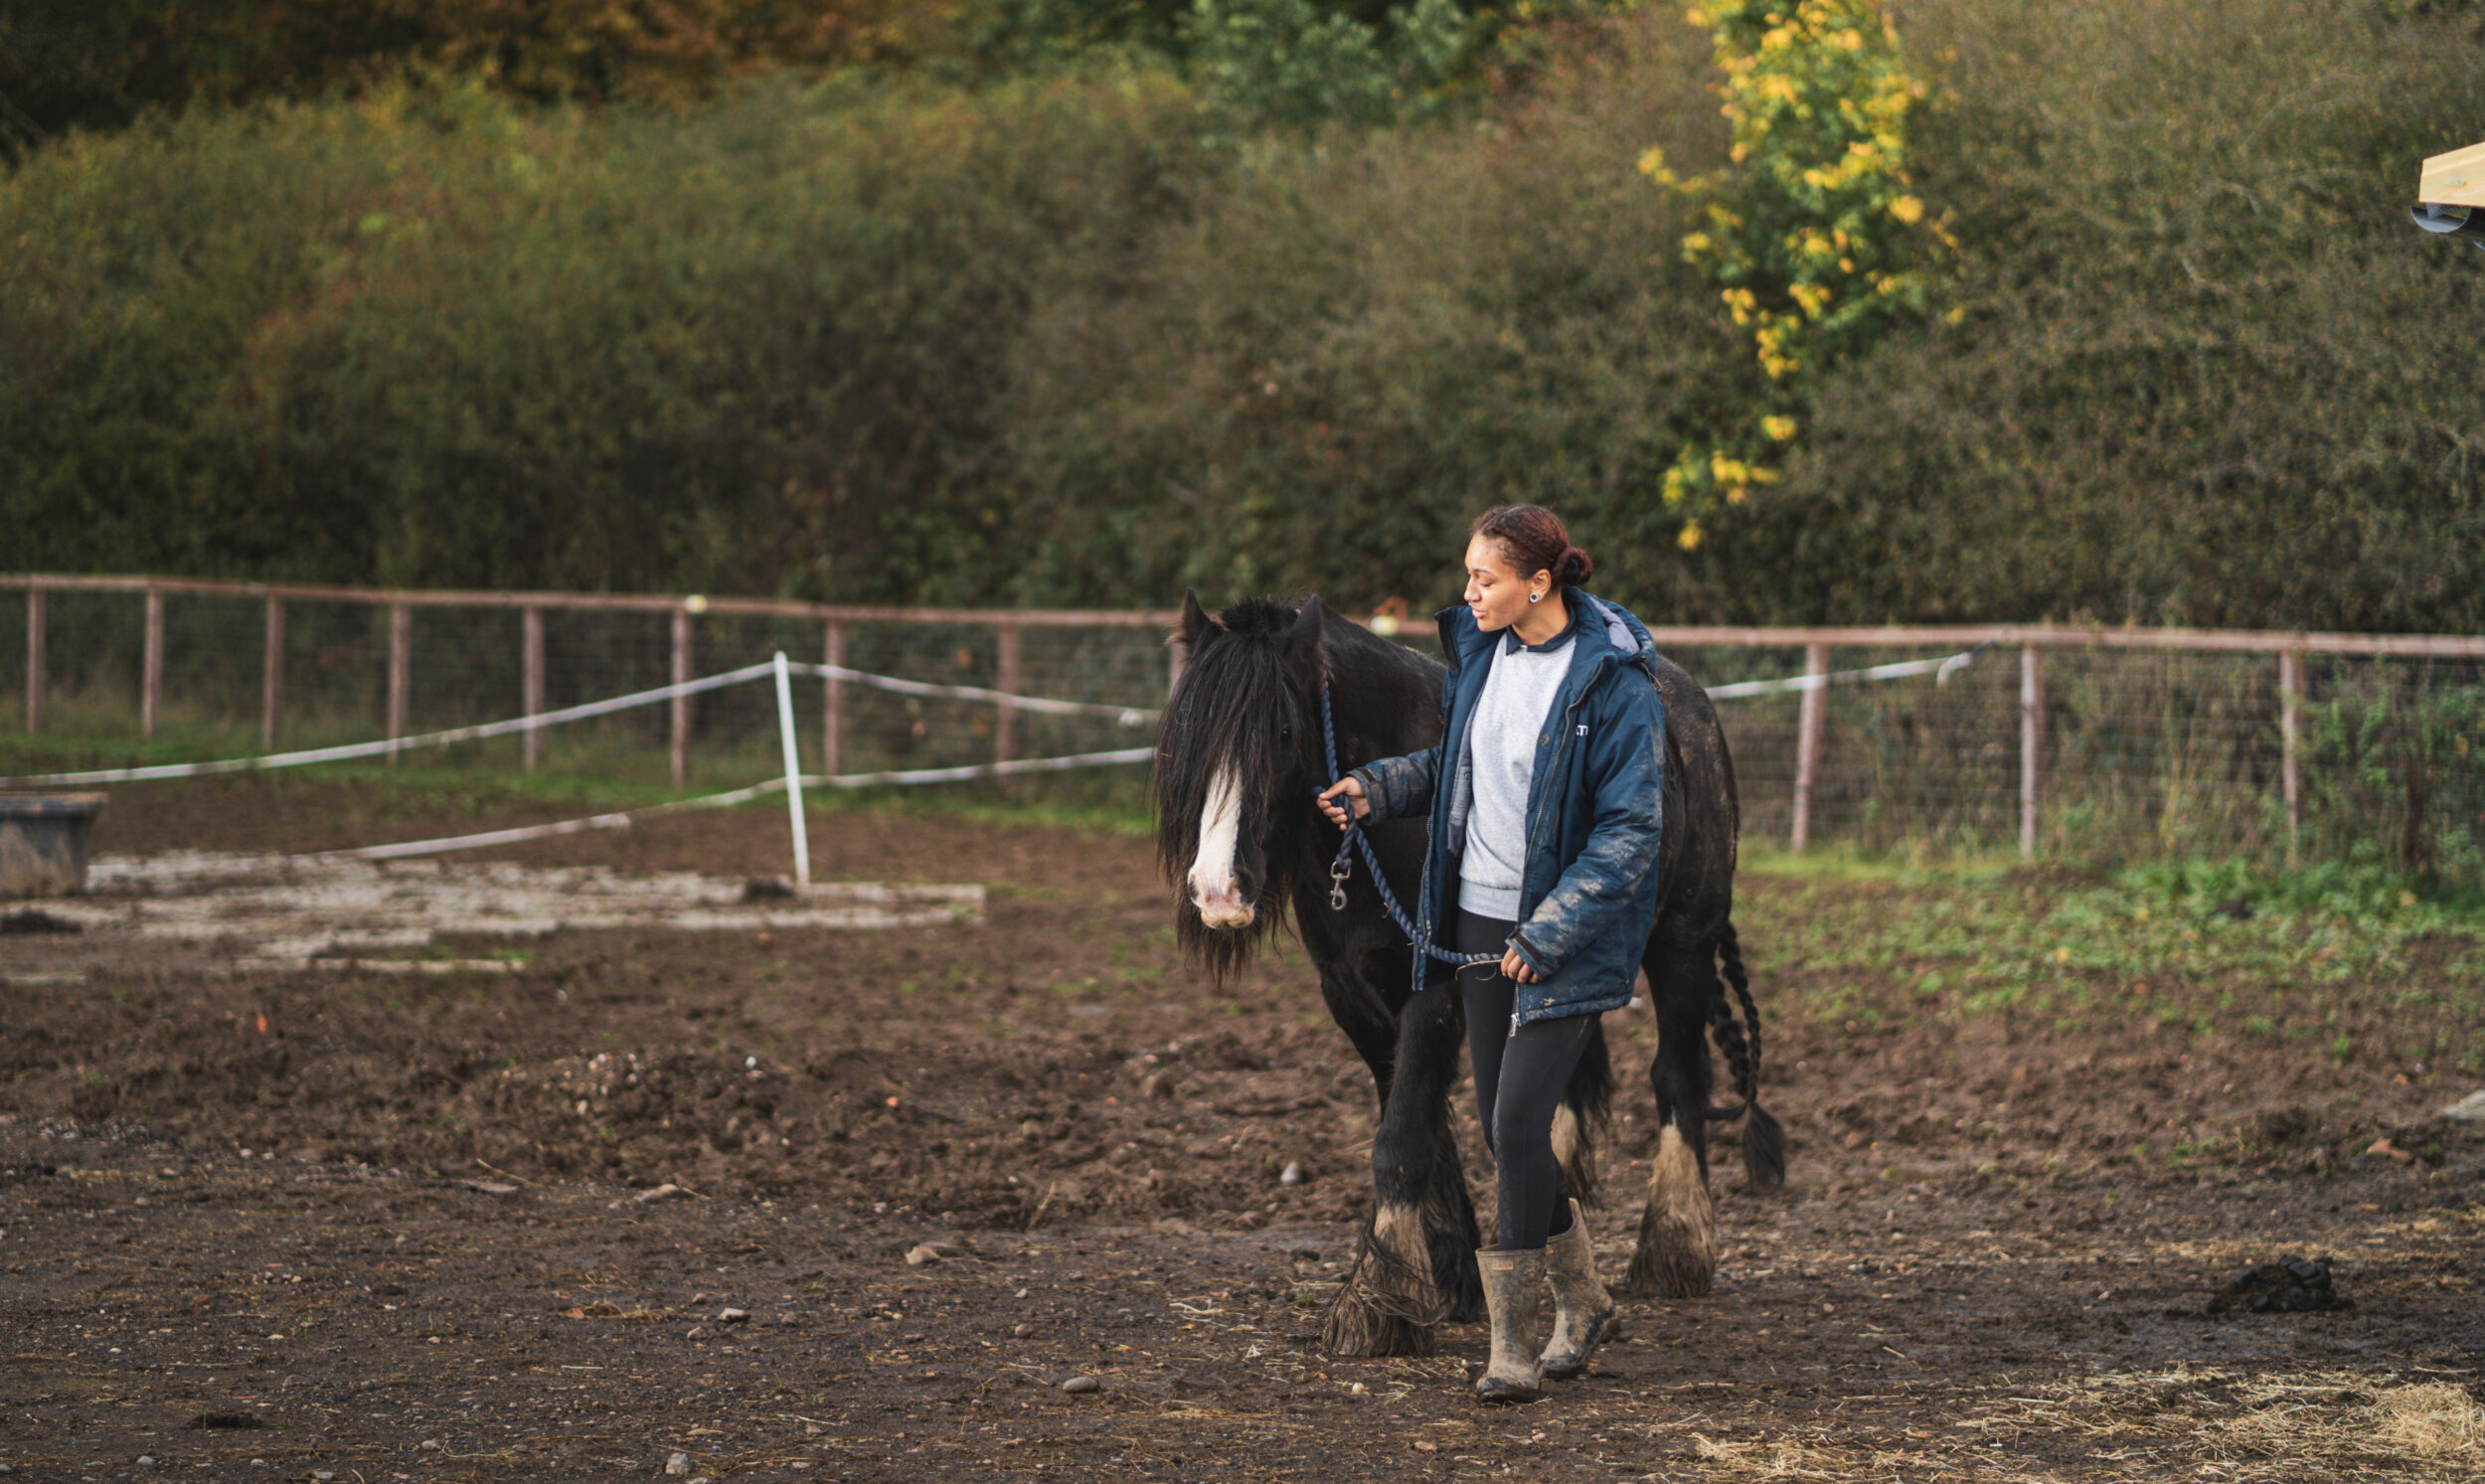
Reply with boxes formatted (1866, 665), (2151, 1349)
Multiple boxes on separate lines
(1704, 645), (1987, 700)
(312, 747), (1160, 862)
(795, 662), (1157, 725)
(0, 660), (782, 788)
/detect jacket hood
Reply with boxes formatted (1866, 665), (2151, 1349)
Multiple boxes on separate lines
(1434, 590), (1654, 675)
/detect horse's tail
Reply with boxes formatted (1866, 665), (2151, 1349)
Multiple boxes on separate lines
(1703, 920), (1786, 1191)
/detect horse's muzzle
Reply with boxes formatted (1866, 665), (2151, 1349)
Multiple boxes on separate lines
(1191, 879), (1256, 929)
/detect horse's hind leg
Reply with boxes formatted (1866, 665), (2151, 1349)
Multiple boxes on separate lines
(1624, 932), (1720, 1299)
(1323, 983), (1478, 1355)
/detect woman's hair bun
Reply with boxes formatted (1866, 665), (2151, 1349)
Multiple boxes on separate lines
(1470, 504), (1591, 587)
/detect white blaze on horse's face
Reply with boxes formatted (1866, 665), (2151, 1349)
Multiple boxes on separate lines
(1188, 763), (1253, 928)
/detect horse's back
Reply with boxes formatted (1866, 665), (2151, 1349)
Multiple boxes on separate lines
(1647, 649), (1739, 936)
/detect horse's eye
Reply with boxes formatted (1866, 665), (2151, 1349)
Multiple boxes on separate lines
(1280, 726), (1292, 742)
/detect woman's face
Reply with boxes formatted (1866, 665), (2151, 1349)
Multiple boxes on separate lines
(1463, 534), (1545, 633)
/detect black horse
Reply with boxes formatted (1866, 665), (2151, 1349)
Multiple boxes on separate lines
(1155, 592), (1783, 1358)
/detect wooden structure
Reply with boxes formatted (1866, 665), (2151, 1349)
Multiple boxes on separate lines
(10, 574), (2485, 862)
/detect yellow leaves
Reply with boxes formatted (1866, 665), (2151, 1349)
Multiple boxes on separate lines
(1678, 520), (1704, 552)
(1650, 0), (1946, 533)
(1636, 144), (1674, 184)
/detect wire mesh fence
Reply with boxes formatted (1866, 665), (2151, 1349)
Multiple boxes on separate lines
(4, 578), (2480, 882)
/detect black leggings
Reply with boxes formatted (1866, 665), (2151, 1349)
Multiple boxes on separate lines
(1454, 909), (1597, 1252)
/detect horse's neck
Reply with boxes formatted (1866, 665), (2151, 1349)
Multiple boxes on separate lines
(1328, 649), (1446, 762)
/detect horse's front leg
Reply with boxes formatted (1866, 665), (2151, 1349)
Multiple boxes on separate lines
(1323, 981), (1480, 1355)
(1624, 933), (1721, 1299)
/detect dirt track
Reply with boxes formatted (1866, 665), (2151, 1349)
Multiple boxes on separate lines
(3, 776), (2480, 1481)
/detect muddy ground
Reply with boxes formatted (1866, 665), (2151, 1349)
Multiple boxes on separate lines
(3, 775), (2481, 1482)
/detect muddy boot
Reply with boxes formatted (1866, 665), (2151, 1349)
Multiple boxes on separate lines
(1539, 1199), (1617, 1380)
(1474, 1247), (1545, 1402)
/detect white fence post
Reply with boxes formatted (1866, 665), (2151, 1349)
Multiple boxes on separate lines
(773, 650), (811, 890)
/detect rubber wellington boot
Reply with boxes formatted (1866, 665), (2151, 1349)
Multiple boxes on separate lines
(1539, 1199), (1618, 1380)
(1474, 1247), (1546, 1402)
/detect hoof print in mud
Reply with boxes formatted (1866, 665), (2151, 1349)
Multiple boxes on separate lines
(2204, 1254), (2352, 1315)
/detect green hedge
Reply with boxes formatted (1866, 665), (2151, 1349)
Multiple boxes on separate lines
(5, 1), (2482, 630)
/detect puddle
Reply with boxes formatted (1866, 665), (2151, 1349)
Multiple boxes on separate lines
(32, 853), (983, 969)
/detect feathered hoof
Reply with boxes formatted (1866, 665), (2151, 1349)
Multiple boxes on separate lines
(1622, 1233), (1717, 1300)
(1321, 1284), (1438, 1358)
(1621, 1123), (1719, 1299)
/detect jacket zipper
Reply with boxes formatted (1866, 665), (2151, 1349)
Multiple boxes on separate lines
(1508, 657), (1609, 1037)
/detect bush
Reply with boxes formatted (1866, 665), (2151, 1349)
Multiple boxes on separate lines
(1736, 0), (2485, 630)
(6, 1), (2484, 636)
(0, 68), (1206, 600)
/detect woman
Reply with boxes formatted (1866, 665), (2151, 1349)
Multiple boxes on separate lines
(1318, 504), (1665, 1402)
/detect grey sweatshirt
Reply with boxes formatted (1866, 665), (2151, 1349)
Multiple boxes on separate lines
(1454, 614), (1576, 920)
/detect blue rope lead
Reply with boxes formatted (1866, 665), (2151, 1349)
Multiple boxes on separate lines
(1318, 687), (1498, 968)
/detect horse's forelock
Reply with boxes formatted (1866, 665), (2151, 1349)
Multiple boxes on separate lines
(1153, 602), (1319, 978)
(1155, 625), (1300, 863)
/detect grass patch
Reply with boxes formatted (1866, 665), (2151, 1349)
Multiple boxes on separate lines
(1737, 850), (2485, 1068)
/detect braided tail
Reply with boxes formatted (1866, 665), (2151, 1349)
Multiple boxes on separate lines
(1703, 920), (1786, 1191)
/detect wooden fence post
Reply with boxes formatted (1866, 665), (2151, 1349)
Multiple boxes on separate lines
(522, 606), (545, 772)
(141, 587), (163, 739)
(24, 588), (43, 734)
(994, 621), (1021, 768)
(822, 620), (847, 779)
(1790, 642), (1829, 853)
(671, 605), (693, 787)
(387, 603), (411, 765)
(261, 595), (284, 751)
(2020, 645), (2045, 862)
(2278, 649), (2302, 859)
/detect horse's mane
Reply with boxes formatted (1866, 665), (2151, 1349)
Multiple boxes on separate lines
(1153, 597), (1324, 983)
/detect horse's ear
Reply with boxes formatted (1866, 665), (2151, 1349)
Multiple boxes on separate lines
(1282, 596), (1328, 690)
(1176, 589), (1217, 658)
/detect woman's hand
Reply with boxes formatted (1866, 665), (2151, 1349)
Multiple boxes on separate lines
(1316, 776), (1370, 829)
(1499, 947), (1539, 984)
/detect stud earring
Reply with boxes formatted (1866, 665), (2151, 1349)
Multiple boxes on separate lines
(1529, 591), (1543, 603)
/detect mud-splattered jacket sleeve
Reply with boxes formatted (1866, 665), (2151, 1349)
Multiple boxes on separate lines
(1507, 667), (1665, 978)
(1349, 744), (1442, 824)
